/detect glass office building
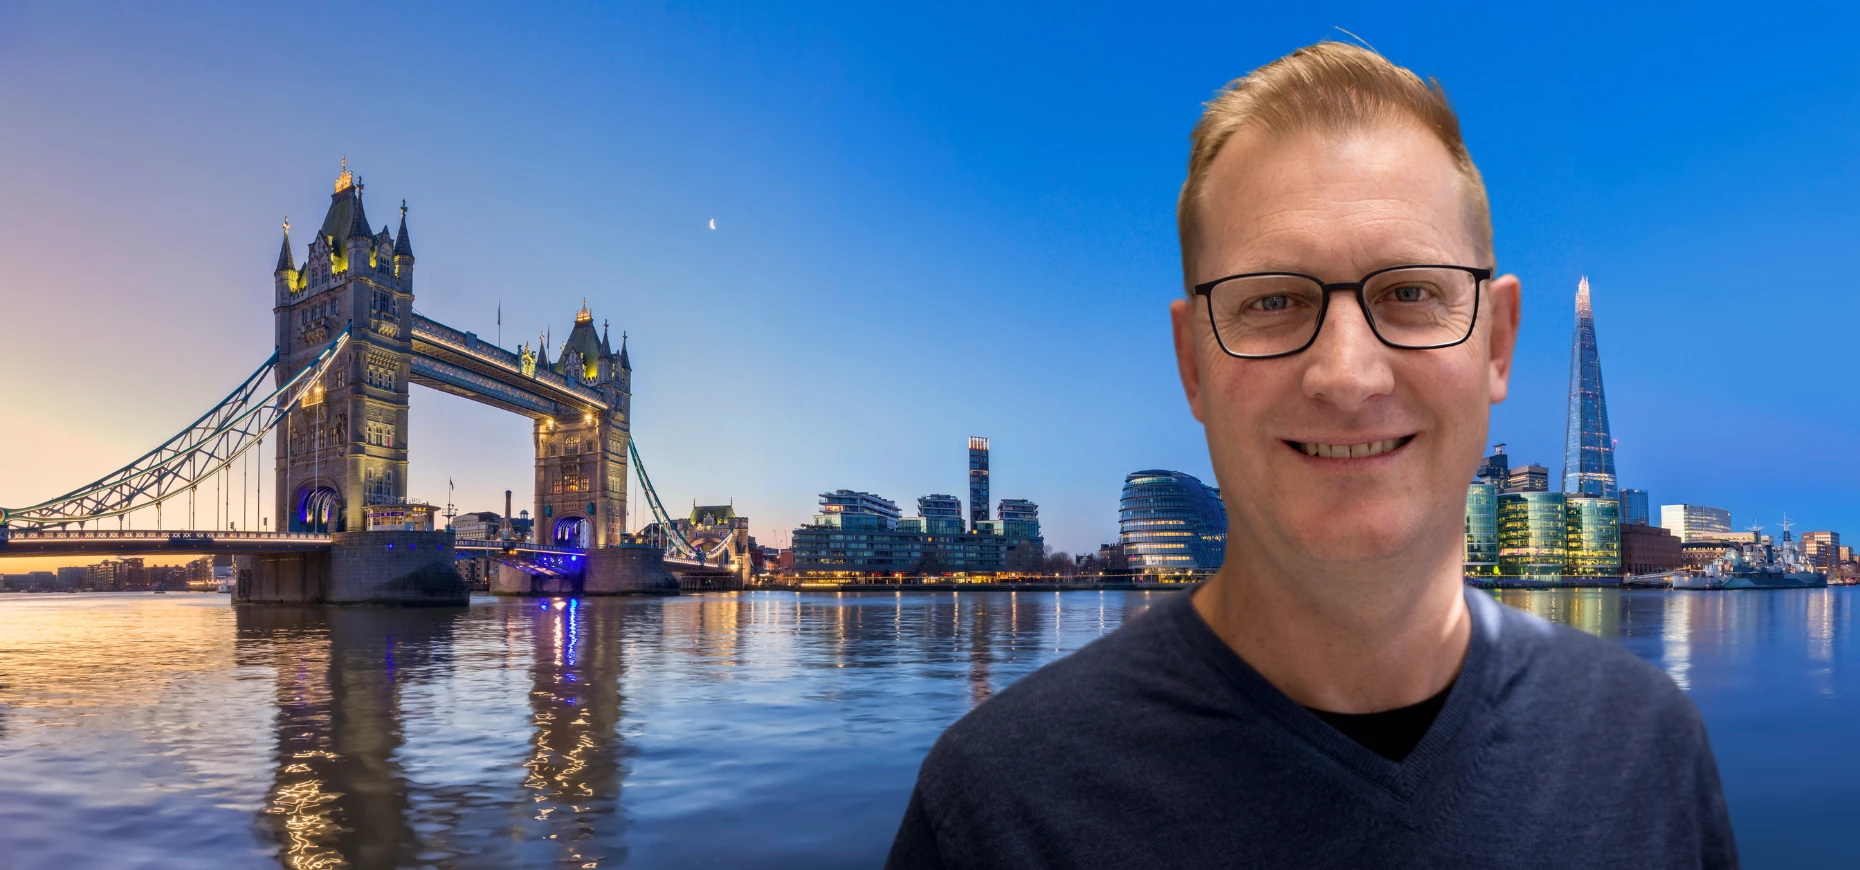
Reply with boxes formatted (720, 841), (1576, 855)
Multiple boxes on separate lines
(1561, 277), (1619, 498)
(1620, 489), (1650, 526)
(1465, 481), (1500, 577)
(1564, 497), (1622, 577)
(1498, 491), (1567, 580)
(1119, 470), (1227, 575)
(1659, 504), (1732, 543)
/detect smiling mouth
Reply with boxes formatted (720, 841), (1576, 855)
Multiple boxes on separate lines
(1285, 435), (1416, 459)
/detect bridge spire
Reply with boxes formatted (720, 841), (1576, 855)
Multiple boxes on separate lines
(275, 218), (294, 272)
(346, 182), (373, 240)
(618, 330), (630, 371)
(394, 200), (414, 257)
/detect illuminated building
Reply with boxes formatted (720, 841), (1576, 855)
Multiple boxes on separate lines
(1498, 492), (1566, 580)
(1800, 531), (1841, 569)
(1620, 489), (1650, 526)
(1502, 463), (1549, 494)
(968, 437), (990, 529)
(1119, 470), (1226, 575)
(1465, 481), (1500, 577)
(1561, 276), (1619, 498)
(1564, 497), (1621, 578)
(1659, 504), (1732, 543)
(791, 486), (1043, 577)
(1475, 444), (1510, 486)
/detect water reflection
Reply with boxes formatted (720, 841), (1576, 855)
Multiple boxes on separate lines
(238, 606), (461, 869)
(1, 589), (1853, 868)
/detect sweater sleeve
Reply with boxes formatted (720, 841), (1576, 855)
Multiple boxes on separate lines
(885, 784), (946, 870)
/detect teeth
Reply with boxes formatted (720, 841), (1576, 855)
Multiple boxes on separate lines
(1297, 438), (1404, 459)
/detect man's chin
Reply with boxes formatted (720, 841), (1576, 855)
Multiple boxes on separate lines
(1278, 511), (1428, 564)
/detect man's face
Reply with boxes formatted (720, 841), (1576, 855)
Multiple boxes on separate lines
(1171, 122), (1520, 566)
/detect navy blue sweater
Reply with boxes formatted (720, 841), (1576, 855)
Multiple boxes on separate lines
(888, 587), (1737, 869)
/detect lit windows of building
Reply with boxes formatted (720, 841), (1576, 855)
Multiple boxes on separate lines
(1561, 277), (1619, 499)
(1502, 463), (1549, 494)
(1465, 481), (1499, 577)
(1800, 531), (1841, 570)
(1119, 470), (1226, 576)
(1475, 444), (1510, 486)
(968, 437), (990, 529)
(1498, 491), (1566, 580)
(1564, 497), (1621, 578)
(1659, 504), (1732, 543)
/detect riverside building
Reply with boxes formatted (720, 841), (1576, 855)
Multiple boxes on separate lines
(1562, 277), (1620, 499)
(1497, 491), (1568, 580)
(1119, 470), (1227, 576)
(788, 439), (1044, 579)
(1660, 504), (1733, 543)
(1465, 480), (1500, 577)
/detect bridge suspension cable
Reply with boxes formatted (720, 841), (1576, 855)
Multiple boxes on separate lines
(625, 438), (701, 559)
(0, 327), (353, 528)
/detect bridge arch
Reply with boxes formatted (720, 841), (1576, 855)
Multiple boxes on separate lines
(294, 484), (343, 533)
(552, 515), (591, 548)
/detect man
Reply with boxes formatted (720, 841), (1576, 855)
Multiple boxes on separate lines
(887, 43), (1736, 869)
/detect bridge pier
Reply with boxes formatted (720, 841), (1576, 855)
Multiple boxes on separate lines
(583, 544), (678, 594)
(490, 542), (676, 596)
(236, 531), (467, 605)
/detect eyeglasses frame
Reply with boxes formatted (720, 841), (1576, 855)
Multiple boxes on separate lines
(1190, 264), (1493, 360)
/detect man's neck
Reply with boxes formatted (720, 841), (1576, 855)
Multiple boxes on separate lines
(1191, 538), (1470, 715)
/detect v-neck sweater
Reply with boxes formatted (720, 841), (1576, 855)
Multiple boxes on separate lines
(886, 586), (1737, 870)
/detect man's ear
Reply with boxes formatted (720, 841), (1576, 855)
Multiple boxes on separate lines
(1170, 297), (1206, 422)
(1486, 274), (1521, 404)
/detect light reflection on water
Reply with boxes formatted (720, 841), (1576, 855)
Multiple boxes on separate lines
(0, 587), (1854, 868)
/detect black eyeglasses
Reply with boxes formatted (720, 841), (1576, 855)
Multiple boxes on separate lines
(1191, 264), (1492, 359)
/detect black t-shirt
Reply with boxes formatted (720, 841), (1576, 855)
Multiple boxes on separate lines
(886, 587), (1737, 869)
(1306, 680), (1453, 763)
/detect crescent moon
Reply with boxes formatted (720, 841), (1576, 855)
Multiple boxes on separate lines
(708, 218), (716, 230)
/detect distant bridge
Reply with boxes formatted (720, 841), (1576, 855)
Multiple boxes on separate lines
(0, 162), (751, 601)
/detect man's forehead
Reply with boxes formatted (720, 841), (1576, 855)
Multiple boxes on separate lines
(1192, 123), (1475, 276)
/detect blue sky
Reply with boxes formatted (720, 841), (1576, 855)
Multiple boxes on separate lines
(2, 1), (1857, 561)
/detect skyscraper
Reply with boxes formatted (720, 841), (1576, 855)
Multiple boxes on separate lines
(968, 436), (990, 529)
(1561, 276), (1618, 499)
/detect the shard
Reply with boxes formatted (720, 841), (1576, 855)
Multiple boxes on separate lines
(1561, 276), (1618, 498)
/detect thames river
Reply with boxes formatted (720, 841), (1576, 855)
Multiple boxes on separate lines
(0, 587), (1853, 869)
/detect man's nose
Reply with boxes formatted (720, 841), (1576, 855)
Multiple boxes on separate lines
(1300, 291), (1396, 413)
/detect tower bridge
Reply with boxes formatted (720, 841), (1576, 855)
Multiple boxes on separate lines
(0, 162), (752, 602)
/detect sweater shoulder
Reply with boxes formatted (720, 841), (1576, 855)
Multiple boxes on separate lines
(1482, 593), (1696, 723)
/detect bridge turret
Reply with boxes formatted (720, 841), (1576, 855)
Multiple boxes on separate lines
(393, 200), (414, 284)
(273, 219), (300, 305)
(342, 183), (375, 287)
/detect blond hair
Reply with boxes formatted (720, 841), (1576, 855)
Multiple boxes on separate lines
(1177, 42), (1492, 281)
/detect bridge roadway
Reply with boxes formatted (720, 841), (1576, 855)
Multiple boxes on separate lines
(0, 529), (333, 557)
(1, 529), (726, 574)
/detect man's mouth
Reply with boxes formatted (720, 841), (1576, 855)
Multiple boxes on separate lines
(1285, 435), (1415, 459)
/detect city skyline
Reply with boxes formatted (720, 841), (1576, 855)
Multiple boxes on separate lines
(5, 4), (1860, 566)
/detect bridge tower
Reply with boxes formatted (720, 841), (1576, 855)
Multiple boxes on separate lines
(531, 306), (631, 549)
(272, 160), (415, 534)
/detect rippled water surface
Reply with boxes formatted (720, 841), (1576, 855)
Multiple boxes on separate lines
(0, 588), (1855, 869)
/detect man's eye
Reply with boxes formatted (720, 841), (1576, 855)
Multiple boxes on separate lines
(1389, 285), (1430, 302)
(1252, 295), (1291, 311)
